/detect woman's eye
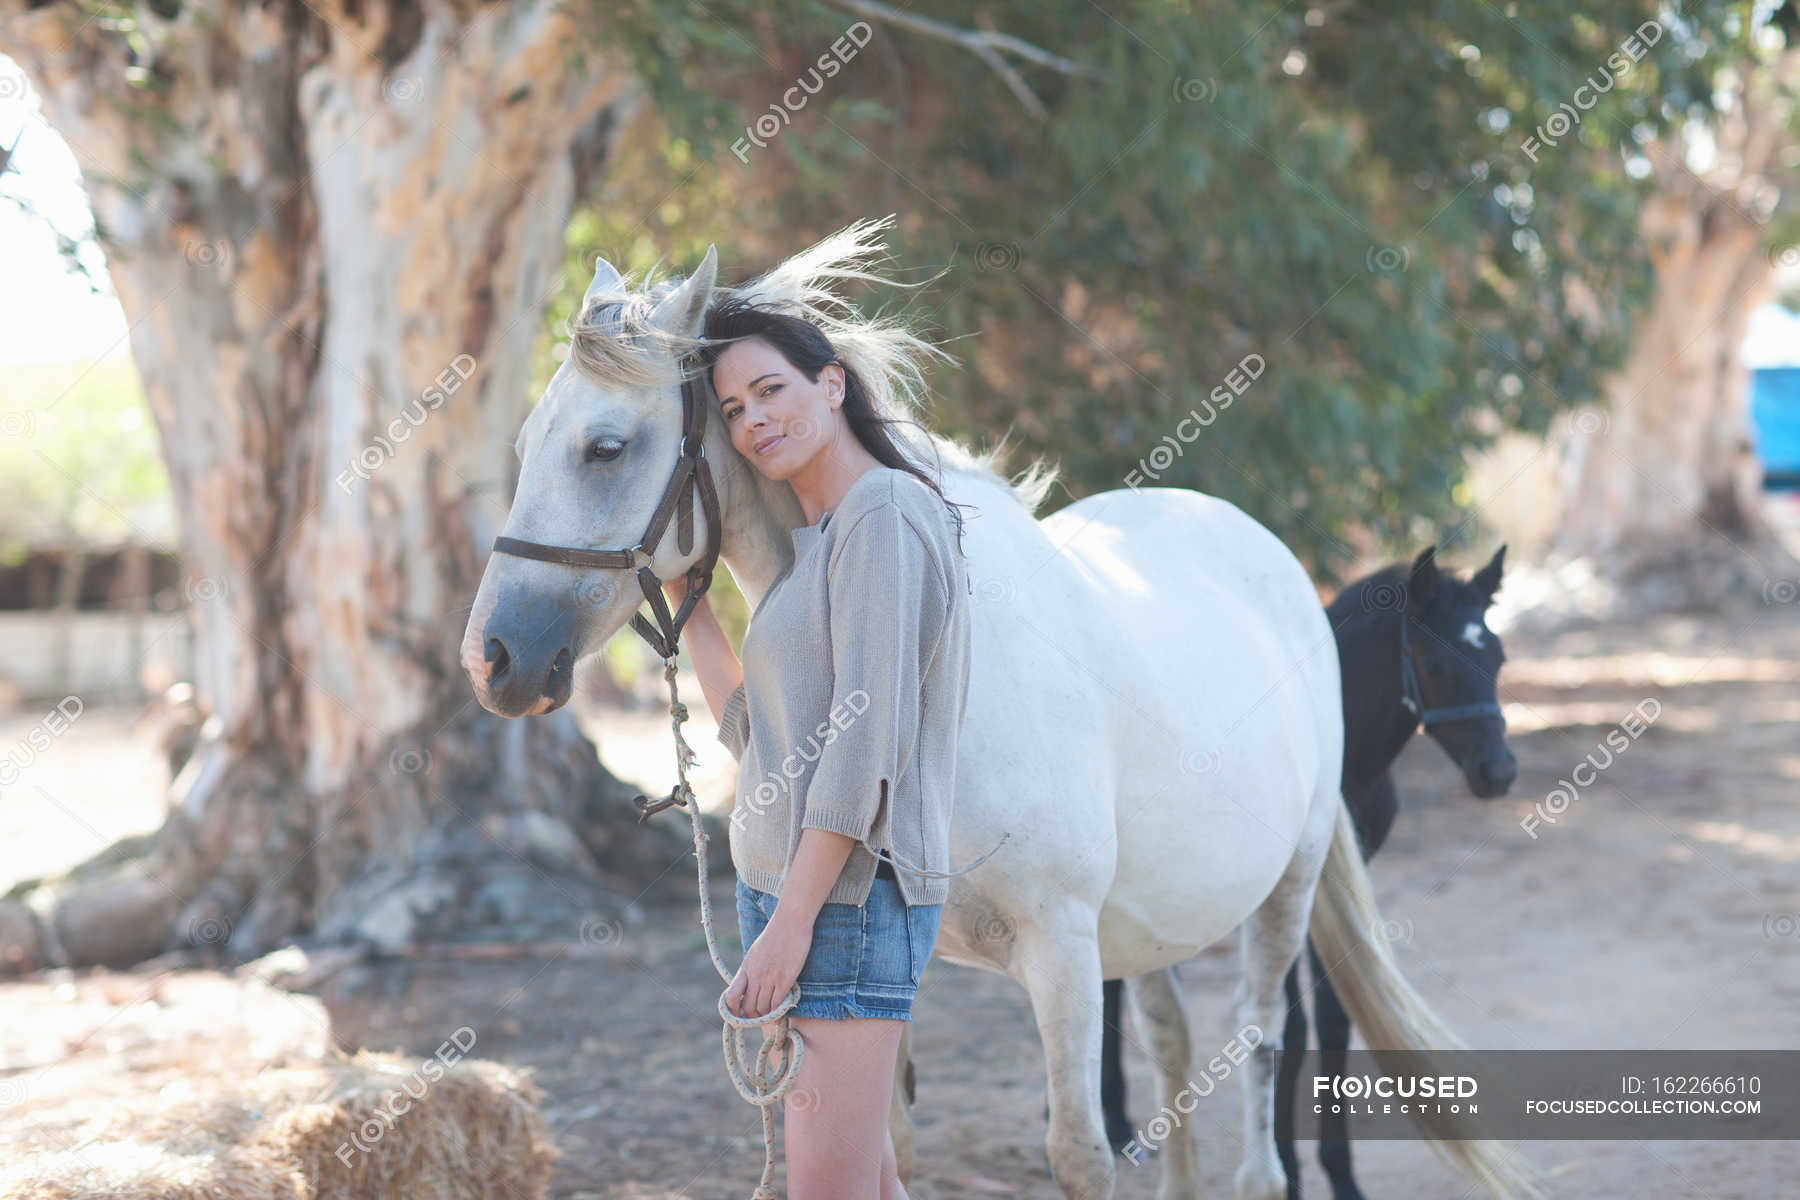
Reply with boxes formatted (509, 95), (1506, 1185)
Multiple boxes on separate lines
(587, 437), (625, 462)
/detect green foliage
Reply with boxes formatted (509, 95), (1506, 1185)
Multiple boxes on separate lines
(0, 360), (175, 555)
(573, 0), (1774, 577)
(601, 0), (768, 155)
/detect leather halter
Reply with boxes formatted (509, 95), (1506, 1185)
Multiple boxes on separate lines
(1398, 607), (1504, 727)
(490, 368), (721, 662)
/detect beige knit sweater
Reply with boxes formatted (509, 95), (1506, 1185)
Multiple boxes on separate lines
(716, 467), (974, 906)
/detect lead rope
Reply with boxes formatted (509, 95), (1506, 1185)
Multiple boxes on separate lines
(636, 655), (804, 1200)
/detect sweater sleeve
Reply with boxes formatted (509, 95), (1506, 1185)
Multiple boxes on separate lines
(716, 680), (751, 760)
(800, 501), (948, 845)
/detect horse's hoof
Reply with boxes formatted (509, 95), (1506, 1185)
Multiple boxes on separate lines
(1235, 1158), (1286, 1200)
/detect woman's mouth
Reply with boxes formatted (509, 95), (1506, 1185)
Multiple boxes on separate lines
(754, 434), (786, 456)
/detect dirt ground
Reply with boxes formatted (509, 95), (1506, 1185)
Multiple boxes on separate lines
(6, 597), (1800, 1199)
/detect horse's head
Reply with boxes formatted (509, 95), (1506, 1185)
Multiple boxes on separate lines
(460, 248), (722, 718)
(1403, 544), (1515, 798)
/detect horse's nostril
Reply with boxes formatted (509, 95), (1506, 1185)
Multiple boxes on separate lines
(544, 647), (574, 706)
(486, 637), (512, 680)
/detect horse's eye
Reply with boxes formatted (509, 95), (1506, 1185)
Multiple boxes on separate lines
(587, 437), (625, 463)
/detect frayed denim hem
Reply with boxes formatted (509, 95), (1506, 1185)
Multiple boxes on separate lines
(788, 996), (916, 1021)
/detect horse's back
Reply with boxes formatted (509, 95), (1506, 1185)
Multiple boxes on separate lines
(1040, 486), (1330, 650)
(1056, 482), (1340, 727)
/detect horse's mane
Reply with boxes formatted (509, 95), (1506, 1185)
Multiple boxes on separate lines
(567, 214), (1061, 517)
(567, 271), (694, 390)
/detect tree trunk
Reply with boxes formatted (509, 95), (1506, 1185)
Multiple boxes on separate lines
(1548, 57), (1800, 614)
(3, 0), (694, 970)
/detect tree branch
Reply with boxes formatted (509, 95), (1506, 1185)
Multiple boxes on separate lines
(823, 0), (1101, 121)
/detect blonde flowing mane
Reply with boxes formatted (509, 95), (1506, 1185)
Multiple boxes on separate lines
(567, 214), (1060, 516)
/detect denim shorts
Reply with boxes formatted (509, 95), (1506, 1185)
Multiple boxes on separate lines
(734, 863), (942, 1021)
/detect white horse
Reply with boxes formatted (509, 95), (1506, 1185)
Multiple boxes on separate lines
(460, 218), (1539, 1200)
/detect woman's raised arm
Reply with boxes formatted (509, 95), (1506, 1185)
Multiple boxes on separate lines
(660, 580), (745, 748)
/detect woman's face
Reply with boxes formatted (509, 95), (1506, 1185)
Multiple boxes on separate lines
(711, 336), (845, 482)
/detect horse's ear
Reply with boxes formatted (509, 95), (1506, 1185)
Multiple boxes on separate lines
(582, 255), (625, 313)
(650, 243), (718, 341)
(1472, 543), (1507, 605)
(1407, 545), (1440, 608)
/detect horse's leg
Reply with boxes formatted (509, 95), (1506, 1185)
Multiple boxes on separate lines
(1019, 919), (1115, 1199)
(1273, 957), (1308, 1200)
(1309, 939), (1366, 1200)
(1059, 979), (1132, 1157)
(889, 1020), (918, 1187)
(1233, 825), (1334, 1200)
(1127, 965), (1202, 1200)
(1101, 977), (1135, 1154)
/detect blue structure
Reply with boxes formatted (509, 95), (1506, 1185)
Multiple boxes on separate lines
(1750, 366), (1800, 490)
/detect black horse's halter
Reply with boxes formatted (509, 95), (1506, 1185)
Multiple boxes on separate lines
(1397, 608), (1504, 727)
(490, 368), (721, 663)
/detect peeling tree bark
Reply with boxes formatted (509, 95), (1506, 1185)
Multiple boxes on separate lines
(1549, 54), (1800, 612)
(3, 0), (691, 968)
(1552, 185), (1769, 551)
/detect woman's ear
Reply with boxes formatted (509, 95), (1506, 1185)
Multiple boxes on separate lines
(824, 360), (846, 406)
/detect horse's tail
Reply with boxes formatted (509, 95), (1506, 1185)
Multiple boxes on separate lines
(1309, 801), (1545, 1200)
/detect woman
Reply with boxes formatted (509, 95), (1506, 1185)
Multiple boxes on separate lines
(665, 295), (975, 1200)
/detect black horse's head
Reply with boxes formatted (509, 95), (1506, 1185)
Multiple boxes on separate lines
(1400, 544), (1515, 798)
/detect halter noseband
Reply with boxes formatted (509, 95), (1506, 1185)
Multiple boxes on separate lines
(1397, 606), (1504, 727)
(490, 366), (721, 663)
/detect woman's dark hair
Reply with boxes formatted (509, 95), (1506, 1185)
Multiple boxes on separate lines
(698, 296), (972, 560)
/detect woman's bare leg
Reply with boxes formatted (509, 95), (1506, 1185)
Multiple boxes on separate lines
(782, 1014), (907, 1200)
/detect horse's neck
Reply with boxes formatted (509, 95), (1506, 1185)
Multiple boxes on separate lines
(715, 470), (807, 608)
(1337, 607), (1420, 790)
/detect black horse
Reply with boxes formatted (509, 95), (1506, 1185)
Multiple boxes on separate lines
(1093, 544), (1515, 1200)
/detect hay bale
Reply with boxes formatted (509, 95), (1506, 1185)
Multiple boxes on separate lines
(0, 1048), (560, 1200)
(0, 970), (559, 1199)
